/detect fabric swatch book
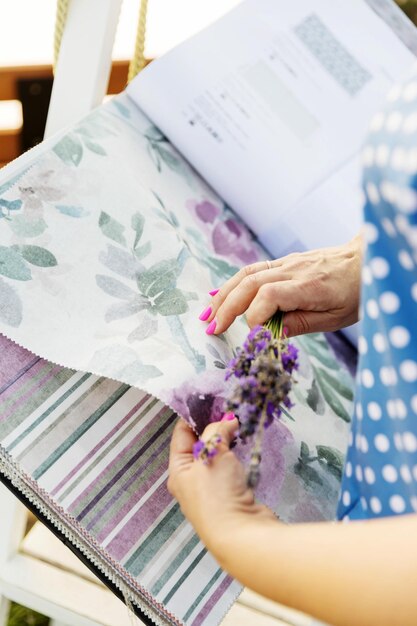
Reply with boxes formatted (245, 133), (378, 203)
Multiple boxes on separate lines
(0, 1), (416, 624)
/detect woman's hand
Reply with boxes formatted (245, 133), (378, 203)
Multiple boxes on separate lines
(168, 417), (274, 555)
(169, 419), (417, 626)
(202, 234), (363, 337)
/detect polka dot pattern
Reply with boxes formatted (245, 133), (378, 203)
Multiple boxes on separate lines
(367, 402), (381, 421)
(374, 434), (390, 453)
(402, 432), (417, 453)
(358, 336), (368, 355)
(389, 326), (410, 348)
(400, 360), (417, 382)
(361, 369), (374, 388)
(370, 257), (390, 279)
(366, 300), (379, 319)
(381, 217), (396, 237)
(372, 333), (387, 353)
(389, 495), (406, 513)
(363, 221), (379, 243)
(379, 292), (400, 314)
(382, 465), (397, 482)
(362, 266), (372, 285)
(398, 250), (414, 270)
(364, 467), (376, 484)
(337, 71), (417, 523)
(400, 465), (412, 484)
(370, 497), (382, 514)
(386, 399), (407, 420)
(379, 366), (397, 386)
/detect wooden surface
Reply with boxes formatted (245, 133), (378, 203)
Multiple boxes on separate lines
(0, 61), (131, 102)
(21, 522), (314, 626)
(0, 60), (135, 167)
(0, 128), (19, 164)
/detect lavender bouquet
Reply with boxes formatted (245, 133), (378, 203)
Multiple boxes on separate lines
(224, 315), (298, 488)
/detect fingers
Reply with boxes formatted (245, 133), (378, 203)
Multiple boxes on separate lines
(214, 277), (326, 334)
(168, 417), (239, 496)
(200, 418), (239, 451)
(199, 241), (361, 336)
(202, 253), (328, 335)
(169, 416), (239, 461)
(203, 260), (283, 329)
(208, 268), (292, 333)
(207, 251), (312, 318)
(211, 260), (282, 306)
(170, 418), (197, 458)
(244, 280), (314, 329)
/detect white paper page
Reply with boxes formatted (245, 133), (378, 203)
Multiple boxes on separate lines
(259, 156), (364, 347)
(127, 0), (416, 242)
(261, 157), (364, 259)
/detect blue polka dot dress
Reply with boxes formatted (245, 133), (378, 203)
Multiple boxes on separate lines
(337, 76), (417, 521)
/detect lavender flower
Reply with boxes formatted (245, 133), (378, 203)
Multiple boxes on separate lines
(192, 440), (206, 460)
(224, 316), (298, 487)
(192, 434), (222, 464)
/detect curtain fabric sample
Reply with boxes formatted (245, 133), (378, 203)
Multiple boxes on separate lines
(0, 92), (356, 625)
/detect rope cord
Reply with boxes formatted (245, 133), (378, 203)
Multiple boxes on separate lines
(128, 0), (149, 82)
(53, 0), (70, 72)
(53, 0), (149, 81)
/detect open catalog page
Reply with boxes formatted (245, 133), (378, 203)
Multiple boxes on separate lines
(127, 0), (417, 257)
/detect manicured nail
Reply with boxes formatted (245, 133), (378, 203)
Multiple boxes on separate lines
(221, 412), (235, 421)
(209, 289), (219, 296)
(199, 306), (212, 321)
(206, 319), (217, 335)
(283, 326), (288, 336)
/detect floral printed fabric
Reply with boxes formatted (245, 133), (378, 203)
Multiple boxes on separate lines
(0, 92), (355, 520)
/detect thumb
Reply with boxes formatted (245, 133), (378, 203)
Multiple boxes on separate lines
(201, 415), (239, 449)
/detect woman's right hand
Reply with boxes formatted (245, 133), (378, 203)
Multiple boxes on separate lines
(203, 234), (363, 337)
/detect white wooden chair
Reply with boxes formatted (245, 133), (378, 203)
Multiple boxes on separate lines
(0, 2), (316, 624)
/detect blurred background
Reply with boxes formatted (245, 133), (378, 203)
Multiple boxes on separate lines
(0, 0), (240, 169)
(399, 0), (417, 22)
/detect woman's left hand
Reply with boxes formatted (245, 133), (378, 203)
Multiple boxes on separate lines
(168, 418), (274, 554)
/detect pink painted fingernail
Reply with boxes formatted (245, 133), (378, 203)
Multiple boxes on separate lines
(221, 412), (236, 421)
(206, 319), (217, 335)
(199, 306), (212, 321)
(283, 326), (289, 336)
(209, 289), (219, 296)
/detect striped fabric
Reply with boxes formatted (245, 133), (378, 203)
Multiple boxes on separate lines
(0, 333), (241, 626)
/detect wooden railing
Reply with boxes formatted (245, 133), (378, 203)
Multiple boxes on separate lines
(0, 60), (132, 167)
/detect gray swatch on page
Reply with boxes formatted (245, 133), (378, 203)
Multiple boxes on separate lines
(294, 13), (372, 97)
